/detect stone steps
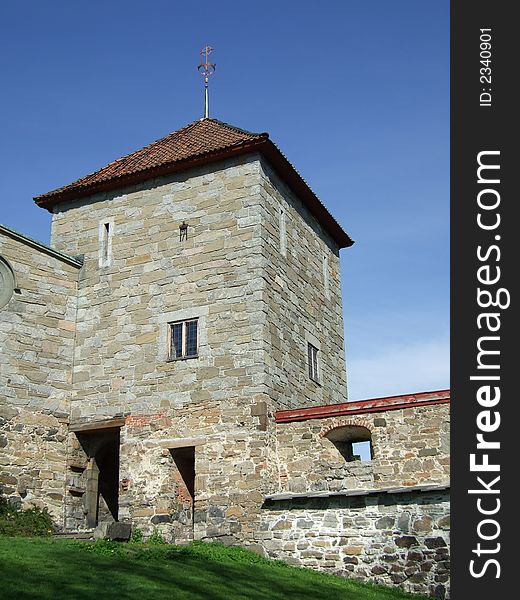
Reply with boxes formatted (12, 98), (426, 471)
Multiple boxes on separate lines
(52, 522), (131, 542)
(52, 530), (95, 541)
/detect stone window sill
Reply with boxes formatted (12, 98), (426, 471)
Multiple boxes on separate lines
(166, 355), (199, 362)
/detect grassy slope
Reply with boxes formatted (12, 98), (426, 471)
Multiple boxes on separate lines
(0, 537), (429, 600)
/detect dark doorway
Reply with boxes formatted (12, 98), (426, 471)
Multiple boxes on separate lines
(76, 427), (120, 527)
(96, 435), (120, 520)
(169, 446), (195, 541)
(170, 446), (195, 501)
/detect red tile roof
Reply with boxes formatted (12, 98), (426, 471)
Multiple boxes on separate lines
(34, 118), (353, 248)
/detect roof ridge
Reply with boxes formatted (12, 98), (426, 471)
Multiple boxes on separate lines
(203, 117), (268, 139)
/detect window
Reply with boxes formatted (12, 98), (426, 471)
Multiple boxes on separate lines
(102, 222), (110, 262)
(308, 343), (319, 382)
(0, 256), (15, 309)
(323, 254), (330, 300)
(99, 219), (113, 267)
(325, 425), (374, 462)
(279, 209), (287, 256)
(168, 319), (199, 360)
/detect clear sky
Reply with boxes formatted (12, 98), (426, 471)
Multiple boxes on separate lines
(0, 1), (449, 400)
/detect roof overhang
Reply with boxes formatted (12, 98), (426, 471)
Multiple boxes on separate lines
(34, 138), (353, 249)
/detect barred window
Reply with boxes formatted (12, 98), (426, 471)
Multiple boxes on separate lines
(308, 343), (319, 382)
(168, 319), (199, 360)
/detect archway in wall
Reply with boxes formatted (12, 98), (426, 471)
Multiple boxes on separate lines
(325, 425), (373, 462)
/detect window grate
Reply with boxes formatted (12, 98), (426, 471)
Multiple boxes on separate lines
(168, 319), (199, 360)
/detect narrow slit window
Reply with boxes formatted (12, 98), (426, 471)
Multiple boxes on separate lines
(99, 220), (113, 267)
(168, 319), (199, 360)
(308, 343), (319, 382)
(102, 223), (110, 262)
(323, 254), (330, 299)
(279, 209), (287, 256)
(179, 222), (188, 242)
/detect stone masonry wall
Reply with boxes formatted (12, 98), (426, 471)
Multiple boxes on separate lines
(274, 403), (450, 494)
(0, 232), (79, 518)
(49, 155), (280, 534)
(115, 405), (278, 544)
(258, 489), (450, 599)
(47, 151), (349, 536)
(50, 155), (268, 422)
(258, 160), (348, 409)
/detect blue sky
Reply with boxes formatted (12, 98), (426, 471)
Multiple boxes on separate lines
(0, 1), (449, 400)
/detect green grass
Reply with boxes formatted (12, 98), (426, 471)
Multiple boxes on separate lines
(0, 536), (429, 600)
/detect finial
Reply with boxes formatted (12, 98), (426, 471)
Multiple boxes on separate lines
(197, 44), (216, 119)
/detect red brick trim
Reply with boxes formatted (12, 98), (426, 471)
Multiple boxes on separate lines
(125, 412), (167, 427)
(319, 419), (374, 438)
(275, 389), (450, 424)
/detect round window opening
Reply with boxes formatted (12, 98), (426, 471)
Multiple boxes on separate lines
(0, 257), (15, 309)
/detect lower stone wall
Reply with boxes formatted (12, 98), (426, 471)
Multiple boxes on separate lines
(0, 405), (69, 521)
(256, 489), (450, 599)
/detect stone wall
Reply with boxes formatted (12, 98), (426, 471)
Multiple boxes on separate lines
(274, 403), (450, 494)
(48, 155), (278, 533)
(0, 230), (80, 518)
(115, 407), (278, 543)
(1, 149), (450, 599)
(46, 151), (349, 535)
(258, 160), (348, 409)
(258, 488), (450, 599)
(50, 155), (269, 423)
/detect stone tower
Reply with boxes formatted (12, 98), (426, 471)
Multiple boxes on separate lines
(1, 119), (451, 597)
(4, 117), (353, 540)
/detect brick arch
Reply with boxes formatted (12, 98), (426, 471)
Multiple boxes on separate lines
(319, 419), (374, 438)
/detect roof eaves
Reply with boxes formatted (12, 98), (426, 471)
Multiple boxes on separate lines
(258, 140), (354, 249)
(264, 484), (450, 503)
(34, 137), (268, 210)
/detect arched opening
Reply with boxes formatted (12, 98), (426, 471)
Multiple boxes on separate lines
(325, 425), (373, 462)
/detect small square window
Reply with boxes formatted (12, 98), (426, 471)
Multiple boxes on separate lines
(308, 343), (319, 382)
(168, 319), (199, 360)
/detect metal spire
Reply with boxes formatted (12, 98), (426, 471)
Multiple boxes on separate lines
(197, 45), (216, 119)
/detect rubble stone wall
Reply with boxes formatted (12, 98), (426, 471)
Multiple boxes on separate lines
(274, 403), (450, 494)
(258, 489), (450, 599)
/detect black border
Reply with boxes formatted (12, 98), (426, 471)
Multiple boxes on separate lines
(451, 2), (516, 596)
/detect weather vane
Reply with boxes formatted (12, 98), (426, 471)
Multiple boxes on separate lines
(198, 44), (216, 119)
